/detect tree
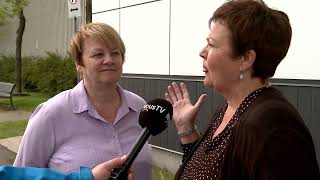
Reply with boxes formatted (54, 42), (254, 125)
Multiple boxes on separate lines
(85, 0), (92, 24)
(0, 0), (29, 94)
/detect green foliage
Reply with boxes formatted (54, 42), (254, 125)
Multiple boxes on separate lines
(0, 52), (78, 97)
(0, 120), (28, 139)
(0, 0), (29, 25)
(0, 54), (15, 82)
(0, 6), (11, 25)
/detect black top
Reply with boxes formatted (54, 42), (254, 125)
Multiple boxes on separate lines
(175, 86), (320, 180)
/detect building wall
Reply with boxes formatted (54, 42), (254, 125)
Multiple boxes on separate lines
(92, 0), (320, 80)
(0, 0), (86, 56)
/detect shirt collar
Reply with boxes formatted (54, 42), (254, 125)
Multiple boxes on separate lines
(71, 80), (90, 113)
(71, 81), (139, 113)
(117, 84), (140, 112)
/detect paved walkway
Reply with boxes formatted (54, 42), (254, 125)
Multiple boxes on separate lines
(0, 145), (16, 165)
(0, 110), (31, 121)
(0, 136), (23, 153)
(0, 110), (30, 165)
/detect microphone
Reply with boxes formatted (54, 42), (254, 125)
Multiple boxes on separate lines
(108, 99), (173, 180)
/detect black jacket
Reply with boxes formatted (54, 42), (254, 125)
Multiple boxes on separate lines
(175, 87), (320, 180)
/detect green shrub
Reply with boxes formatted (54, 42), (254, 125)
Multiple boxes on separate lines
(0, 52), (77, 96)
(0, 54), (15, 82)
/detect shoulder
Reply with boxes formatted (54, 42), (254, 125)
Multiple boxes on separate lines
(123, 89), (145, 102)
(226, 88), (317, 176)
(45, 89), (73, 109)
(45, 90), (72, 111)
(122, 89), (146, 109)
(236, 87), (309, 144)
(243, 87), (302, 127)
(29, 89), (73, 122)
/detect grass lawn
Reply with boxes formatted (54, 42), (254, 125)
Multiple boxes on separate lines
(0, 120), (28, 139)
(153, 166), (174, 180)
(0, 92), (49, 111)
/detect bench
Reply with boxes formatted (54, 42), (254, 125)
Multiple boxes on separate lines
(0, 82), (15, 110)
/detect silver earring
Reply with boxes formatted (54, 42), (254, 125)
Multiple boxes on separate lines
(240, 67), (244, 80)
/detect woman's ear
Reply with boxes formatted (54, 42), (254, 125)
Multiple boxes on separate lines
(241, 50), (256, 71)
(76, 64), (81, 72)
(76, 64), (83, 80)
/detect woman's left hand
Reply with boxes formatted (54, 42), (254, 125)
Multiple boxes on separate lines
(165, 82), (207, 133)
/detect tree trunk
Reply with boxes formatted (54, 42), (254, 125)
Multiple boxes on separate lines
(15, 9), (25, 94)
(85, 0), (92, 24)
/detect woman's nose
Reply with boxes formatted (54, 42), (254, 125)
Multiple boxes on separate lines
(199, 47), (207, 59)
(102, 54), (114, 64)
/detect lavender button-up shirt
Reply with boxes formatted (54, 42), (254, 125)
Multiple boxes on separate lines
(14, 81), (152, 180)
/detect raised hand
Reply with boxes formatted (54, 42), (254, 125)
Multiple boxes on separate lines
(165, 82), (207, 133)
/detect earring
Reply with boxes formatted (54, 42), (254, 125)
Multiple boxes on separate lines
(240, 57), (245, 80)
(240, 68), (244, 80)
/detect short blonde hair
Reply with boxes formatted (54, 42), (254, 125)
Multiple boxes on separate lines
(69, 22), (126, 65)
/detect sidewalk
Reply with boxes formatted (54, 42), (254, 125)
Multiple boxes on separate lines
(0, 110), (31, 122)
(0, 110), (31, 154)
(0, 136), (23, 153)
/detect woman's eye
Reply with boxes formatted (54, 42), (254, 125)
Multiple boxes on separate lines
(207, 43), (215, 47)
(111, 51), (120, 55)
(93, 53), (103, 57)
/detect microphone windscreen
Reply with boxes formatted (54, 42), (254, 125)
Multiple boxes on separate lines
(139, 99), (173, 136)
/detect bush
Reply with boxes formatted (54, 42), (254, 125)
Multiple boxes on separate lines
(0, 55), (15, 83)
(0, 52), (77, 96)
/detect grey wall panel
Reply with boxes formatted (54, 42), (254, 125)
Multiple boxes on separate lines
(119, 75), (320, 165)
(167, 119), (181, 151)
(311, 89), (320, 162)
(296, 87), (314, 127)
(132, 78), (145, 97)
(196, 83), (213, 132)
(279, 86), (298, 108)
(293, 86), (320, 164)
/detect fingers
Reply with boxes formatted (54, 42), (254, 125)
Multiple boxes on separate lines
(128, 173), (133, 180)
(180, 82), (190, 100)
(172, 82), (183, 100)
(164, 92), (172, 104)
(167, 84), (177, 102)
(166, 82), (188, 102)
(194, 94), (207, 111)
(102, 155), (127, 170)
(92, 155), (128, 180)
(127, 167), (133, 180)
